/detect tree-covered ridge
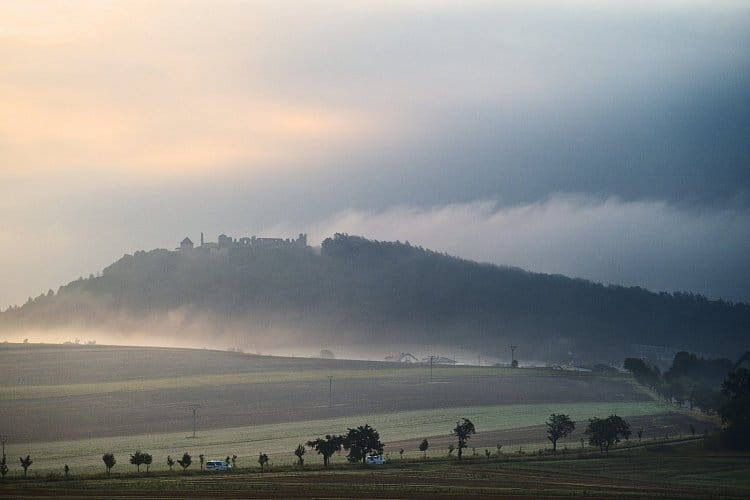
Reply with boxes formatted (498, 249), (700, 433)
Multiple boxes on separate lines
(1, 234), (748, 360)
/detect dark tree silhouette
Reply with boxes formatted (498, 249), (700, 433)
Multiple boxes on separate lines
(419, 439), (429, 458)
(19, 455), (32, 477)
(399, 448), (404, 460)
(452, 418), (476, 460)
(306, 435), (343, 467)
(166, 455), (175, 471)
(258, 453), (269, 471)
(294, 444), (306, 467)
(1, 455), (9, 478)
(129, 450), (146, 472)
(585, 415), (631, 453)
(232, 454), (237, 468)
(102, 453), (116, 475)
(343, 424), (384, 464)
(447, 444), (454, 456)
(485, 449), (491, 460)
(546, 413), (576, 452)
(719, 357), (750, 448)
(177, 452), (192, 473)
(144, 453), (153, 473)
(199, 454), (204, 470)
(63, 464), (69, 478)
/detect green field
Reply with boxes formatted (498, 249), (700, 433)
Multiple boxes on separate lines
(3, 401), (669, 474)
(2, 444), (748, 499)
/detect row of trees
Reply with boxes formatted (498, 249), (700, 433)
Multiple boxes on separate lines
(1, 412), (648, 479)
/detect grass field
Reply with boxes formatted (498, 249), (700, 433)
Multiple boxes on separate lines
(1, 444), (748, 498)
(3, 401), (671, 475)
(0, 342), (708, 483)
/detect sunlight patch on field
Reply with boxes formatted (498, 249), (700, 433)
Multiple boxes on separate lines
(0, 366), (602, 400)
(4, 401), (668, 474)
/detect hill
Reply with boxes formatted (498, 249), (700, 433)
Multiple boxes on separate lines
(1, 234), (748, 361)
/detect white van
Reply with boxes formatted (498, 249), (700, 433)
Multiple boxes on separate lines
(205, 460), (231, 471)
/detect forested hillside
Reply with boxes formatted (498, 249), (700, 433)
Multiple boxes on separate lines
(2, 234), (748, 361)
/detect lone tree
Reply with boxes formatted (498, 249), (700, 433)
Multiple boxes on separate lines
(294, 444), (306, 467)
(452, 418), (476, 460)
(129, 450), (146, 472)
(102, 453), (116, 476)
(419, 439), (429, 458)
(399, 448), (404, 460)
(343, 425), (384, 464)
(546, 413), (576, 452)
(144, 453), (153, 473)
(306, 435), (343, 467)
(637, 428), (644, 441)
(177, 452), (192, 473)
(585, 415), (631, 453)
(258, 453), (269, 471)
(719, 357), (750, 449)
(19, 455), (33, 477)
(0, 455), (8, 478)
(63, 464), (69, 478)
(199, 454), (205, 470)
(166, 455), (175, 471)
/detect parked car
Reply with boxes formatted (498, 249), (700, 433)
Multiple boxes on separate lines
(206, 459), (231, 471)
(365, 454), (386, 465)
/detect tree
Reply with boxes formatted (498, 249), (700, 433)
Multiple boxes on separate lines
(452, 418), (476, 460)
(177, 452), (192, 473)
(637, 428), (644, 441)
(419, 439), (429, 458)
(64, 464), (69, 478)
(294, 444), (306, 467)
(343, 424), (384, 464)
(166, 455), (175, 471)
(231, 454), (237, 468)
(485, 449), (491, 460)
(102, 453), (116, 475)
(19, 455), (32, 477)
(719, 362), (750, 449)
(258, 453), (269, 471)
(1, 455), (8, 478)
(447, 444), (454, 456)
(199, 454), (204, 470)
(585, 415), (631, 453)
(306, 435), (343, 467)
(129, 450), (146, 472)
(143, 453), (152, 473)
(399, 448), (404, 460)
(546, 413), (576, 452)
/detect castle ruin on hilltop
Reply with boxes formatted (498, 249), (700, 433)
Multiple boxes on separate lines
(179, 232), (308, 253)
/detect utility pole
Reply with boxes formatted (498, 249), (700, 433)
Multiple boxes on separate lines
(328, 376), (333, 408)
(189, 405), (200, 438)
(429, 355), (435, 380)
(510, 345), (517, 367)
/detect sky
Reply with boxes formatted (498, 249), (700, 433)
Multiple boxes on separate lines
(1, 0), (749, 308)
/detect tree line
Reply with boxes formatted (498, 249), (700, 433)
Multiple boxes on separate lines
(1, 411), (651, 480)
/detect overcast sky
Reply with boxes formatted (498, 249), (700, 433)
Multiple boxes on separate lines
(1, 0), (749, 308)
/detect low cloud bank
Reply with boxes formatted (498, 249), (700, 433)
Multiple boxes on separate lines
(295, 196), (750, 303)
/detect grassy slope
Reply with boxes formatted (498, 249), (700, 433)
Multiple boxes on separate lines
(4, 401), (668, 474)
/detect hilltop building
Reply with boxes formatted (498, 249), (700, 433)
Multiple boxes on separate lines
(178, 232), (308, 253)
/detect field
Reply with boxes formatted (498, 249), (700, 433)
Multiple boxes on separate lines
(0, 343), (717, 479)
(2, 445), (749, 499)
